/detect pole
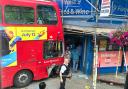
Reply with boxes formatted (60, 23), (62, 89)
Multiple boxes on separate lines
(116, 47), (121, 77)
(93, 34), (98, 89)
(123, 47), (128, 72)
(93, 0), (99, 89)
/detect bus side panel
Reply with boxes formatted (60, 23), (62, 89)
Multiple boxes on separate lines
(2, 68), (15, 88)
(17, 41), (49, 80)
(1, 63), (48, 88)
(1, 40), (47, 88)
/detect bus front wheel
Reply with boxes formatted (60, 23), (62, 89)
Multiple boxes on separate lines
(14, 70), (33, 88)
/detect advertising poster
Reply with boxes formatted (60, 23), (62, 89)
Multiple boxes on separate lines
(0, 27), (47, 67)
(98, 51), (122, 67)
(99, 40), (107, 51)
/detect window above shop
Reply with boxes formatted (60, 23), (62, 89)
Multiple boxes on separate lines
(98, 38), (120, 51)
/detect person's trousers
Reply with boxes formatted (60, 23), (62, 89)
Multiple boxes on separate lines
(59, 77), (66, 89)
(73, 60), (79, 72)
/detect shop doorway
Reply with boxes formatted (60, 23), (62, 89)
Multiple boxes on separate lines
(64, 29), (86, 73)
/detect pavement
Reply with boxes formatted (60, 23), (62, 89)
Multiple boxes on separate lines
(7, 72), (124, 89)
(97, 73), (126, 86)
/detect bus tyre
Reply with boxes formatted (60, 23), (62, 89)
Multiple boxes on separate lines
(14, 70), (33, 88)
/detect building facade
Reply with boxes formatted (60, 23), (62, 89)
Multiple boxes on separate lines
(55, 0), (128, 76)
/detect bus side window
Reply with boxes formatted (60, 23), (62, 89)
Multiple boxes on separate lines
(5, 5), (34, 24)
(43, 41), (63, 59)
(37, 5), (57, 25)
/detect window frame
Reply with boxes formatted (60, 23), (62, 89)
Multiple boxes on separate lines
(43, 40), (63, 59)
(98, 38), (120, 52)
(36, 4), (58, 25)
(4, 5), (35, 25)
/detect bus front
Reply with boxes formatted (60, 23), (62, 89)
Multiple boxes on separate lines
(0, 0), (64, 88)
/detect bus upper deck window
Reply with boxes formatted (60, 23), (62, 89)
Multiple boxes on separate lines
(5, 6), (34, 24)
(37, 5), (57, 25)
(0, 6), (2, 23)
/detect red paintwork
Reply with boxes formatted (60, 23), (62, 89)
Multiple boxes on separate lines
(0, 0), (64, 88)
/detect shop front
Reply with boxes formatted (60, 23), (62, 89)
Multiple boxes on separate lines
(97, 35), (128, 74)
(63, 26), (95, 76)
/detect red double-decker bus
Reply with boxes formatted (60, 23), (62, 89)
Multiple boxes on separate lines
(0, 0), (64, 88)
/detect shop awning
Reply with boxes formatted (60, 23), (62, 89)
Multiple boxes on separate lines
(63, 25), (116, 36)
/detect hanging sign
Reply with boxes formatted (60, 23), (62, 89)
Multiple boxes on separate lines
(100, 0), (111, 17)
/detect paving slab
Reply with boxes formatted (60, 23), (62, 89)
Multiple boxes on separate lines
(98, 73), (126, 86)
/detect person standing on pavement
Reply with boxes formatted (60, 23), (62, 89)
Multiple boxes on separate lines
(65, 46), (71, 61)
(77, 44), (82, 70)
(77, 44), (82, 59)
(59, 55), (71, 89)
(71, 47), (79, 72)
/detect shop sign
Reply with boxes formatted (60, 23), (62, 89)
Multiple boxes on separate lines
(98, 51), (122, 67)
(100, 0), (111, 17)
(110, 0), (128, 16)
(55, 0), (92, 16)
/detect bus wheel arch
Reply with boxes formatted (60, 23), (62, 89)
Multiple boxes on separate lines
(49, 65), (60, 78)
(13, 69), (34, 88)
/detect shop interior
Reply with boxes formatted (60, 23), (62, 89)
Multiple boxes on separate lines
(64, 29), (85, 72)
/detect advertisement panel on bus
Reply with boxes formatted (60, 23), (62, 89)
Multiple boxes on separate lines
(0, 27), (47, 67)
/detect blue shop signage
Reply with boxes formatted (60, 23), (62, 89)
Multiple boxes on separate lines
(110, 0), (128, 16)
(56, 0), (92, 16)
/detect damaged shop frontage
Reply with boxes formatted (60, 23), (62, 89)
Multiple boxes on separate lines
(63, 24), (128, 76)
(55, 0), (128, 77)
